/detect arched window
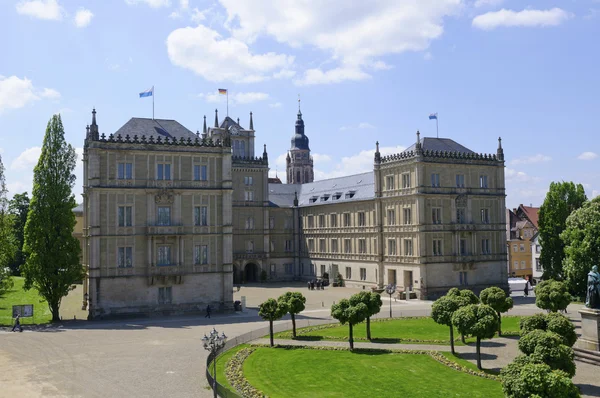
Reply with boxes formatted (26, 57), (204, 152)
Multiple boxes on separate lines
(233, 140), (239, 156)
(296, 170), (301, 183)
(305, 170), (309, 182)
(240, 140), (246, 157)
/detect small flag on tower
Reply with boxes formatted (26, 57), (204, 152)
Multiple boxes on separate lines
(139, 87), (154, 98)
(429, 113), (438, 120)
(218, 88), (227, 95)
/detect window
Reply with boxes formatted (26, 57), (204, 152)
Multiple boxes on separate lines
(402, 173), (411, 188)
(319, 214), (326, 227)
(194, 165), (208, 181)
(433, 239), (443, 256)
(432, 208), (442, 224)
(330, 214), (337, 227)
(479, 175), (488, 188)
(403, 208), (412, 225)
(459, 271), (468, 286)
(244, 176), (254, 185)
(520, 243), (525, 252)
(358, 212), (366, 227)
(459, 239), (467, 255)
(158, 287), (172, 305)
(386, 175), (394, 190)
(513, 244), (518, 252)
(388, 239), (397, 255)
(332, 192), (342, 200)
(245, 217), (255, 230)
(307, 215), (314, 228)
(284, 218), (292, 229)
(345, 267), (352, 280)
(456, 174), (465, 188)
(285, 240), (292, 252)
(360, 268), (367, 281)
(431, 173), (440, 187)
(404, 239), (413, 256)
(387, 209), (395, 226)
(308, 239), (315, 251)
(520, 261), (526, 270)
(320, 195), (330, 202)
(157, 207), (171, 226)
(321, 264), (326, 276)
(118, 162), (132, 180)
(535, 258), (542, 272)
(309, 196), (318, 203)
(344, 239), (352, 254)
(244, 191), (254, 201)
(246, 240), (254, 253)
(331, 239), (339, 253)
(194, 245), (208, 265)
(270, 241), (275, 252)
(480, 208), (490, 224)
(343, 213), (351, 227)
(513, 261), (518, 270)
(481, 238), (490, 254)
(285, 264), (294, 275)
(118, 206), (132, 227)
(319, 239), (326, 252)
(269, 217), (275, 229)
(536, 245), (541, 253)
(157, 163), (171, 180)
(456, 208), (466, 224)
(117, 247), (132, 268)
(157, 246), (171, 266)
(358, 239), (366, 254)
(194, 206), (208, 226)
(345, 191), (356, 199)
(270, 264), (276, 276)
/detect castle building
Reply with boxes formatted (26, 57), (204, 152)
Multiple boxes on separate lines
(81, 107), (508, 318)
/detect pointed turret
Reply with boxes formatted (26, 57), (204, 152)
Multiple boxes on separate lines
(203, 115), (207, 134)
(249, 112), (254, 130)
(293, 191), (298, 207)
(86, 125), (90, 139)
(214, 109), (219, 128)
(415, 130), (422, 154)
(497, 137), (504, 161)
(89, 108), (99, 140)
(237, 117), (240, 125)
(374, 141), (381, 164)
(263, 143), (268, 161)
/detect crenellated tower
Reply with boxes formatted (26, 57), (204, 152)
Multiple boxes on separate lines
(286, 103), (314, 184)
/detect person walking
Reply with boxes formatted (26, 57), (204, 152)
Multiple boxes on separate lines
(205, 304), (211, 319)
(524, 279), (530, 297)
(11, 315), (21, 332)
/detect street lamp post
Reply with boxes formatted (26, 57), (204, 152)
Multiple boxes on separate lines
(203, 328), (228, 398)
(385, 284), (396, 318)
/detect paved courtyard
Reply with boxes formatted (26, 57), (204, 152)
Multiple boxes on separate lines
(1, 283), (597, 397)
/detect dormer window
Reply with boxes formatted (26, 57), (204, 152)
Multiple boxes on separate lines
(309, 196), (318, 203)
(332, 192), (342, 200)
(345, 191), (356, 199)
(320, 194), (330, 202)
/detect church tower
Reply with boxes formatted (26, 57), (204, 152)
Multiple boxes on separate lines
(286, 103), (314, 184)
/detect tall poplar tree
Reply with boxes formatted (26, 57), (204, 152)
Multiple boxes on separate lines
(22, 115), (83, 321)
(8, 192), (30, 275)
(0, 154), (16, 296)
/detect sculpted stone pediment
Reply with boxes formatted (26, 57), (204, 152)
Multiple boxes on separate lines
(155, 189), (175, 204)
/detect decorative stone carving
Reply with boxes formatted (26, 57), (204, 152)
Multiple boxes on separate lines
(155, 189), (175, 204)
(455, 194), (467, 208)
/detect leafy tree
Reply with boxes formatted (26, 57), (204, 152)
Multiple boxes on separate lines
(520, 313), (547, 335)
(452, 304), (498, 370)
(521, 313), (577, 348)
(21, 115), (83, 322)
(331, 298), (368, 350)
(535, 280), (571, 313)
(277, 291), (306, 338)
(259, 298), (288, 347)
(561, 196), (600, 298)
(349, 291), (382, 340)
(538, 181), (587, 280)
(8, 192), (30, 275)
(431, 295), (461, 354)
(448, 288), (480, 342)
(518, 329), (576, 377)
(0, 154), (16, 296)
(501, 356), (580, 398)
(480, 286), (514, 336)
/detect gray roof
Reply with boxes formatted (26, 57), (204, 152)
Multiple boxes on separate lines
(73, 203), (84, 214)
(114, 118), (197, 141)
(404, 137), (474, 154)
(268, 171), (375, 208)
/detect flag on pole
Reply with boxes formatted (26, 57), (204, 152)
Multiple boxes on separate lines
(218, 88), (227, 95)
(429, 113), (438, 120)
(139, 87), (154, 98)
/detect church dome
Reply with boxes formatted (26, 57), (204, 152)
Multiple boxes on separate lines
(290, 111), (310, 150)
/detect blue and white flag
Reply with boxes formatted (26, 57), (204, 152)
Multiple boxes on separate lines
(429, 113), (438, 120)
(139, 87), (153, 98)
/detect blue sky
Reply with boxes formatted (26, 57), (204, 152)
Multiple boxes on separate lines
(1, 0), (599, 209)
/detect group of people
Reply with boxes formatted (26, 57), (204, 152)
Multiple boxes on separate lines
(307, 279), (325, 290)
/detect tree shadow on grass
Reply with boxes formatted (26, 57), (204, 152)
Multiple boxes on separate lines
(457, 351), (498, 362)
(350, 350), (392, 357)
(291, 336), (325, 341)
(577, 383), (600, 397)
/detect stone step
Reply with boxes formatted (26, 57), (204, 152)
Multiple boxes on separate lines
(574, 347), (600, 366)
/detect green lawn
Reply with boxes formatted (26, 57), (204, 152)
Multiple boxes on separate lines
(243, 347), (504, 398)
(209, 344), (248, 392)
(275, 316), (523, 344)
(0, 277), (51, 326)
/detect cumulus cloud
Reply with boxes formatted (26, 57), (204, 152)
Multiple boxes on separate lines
(339, 122), (375, 131)
(473, 8), (572, 30)
(11, 147), (42, 171)
(578, 151), (598, 160)
(0, 76), (60, 113)
(167, 24), (294, 83)
(125, 0), (171, 7)
(16, 0), (63, 20)
(312, 153), (332, 163)
(197, 91), (269, 105)
(509, 154), (551, 165)
(74, 8), (93, 27)
(505, 168), (540, 184)
(473, 0), (503, 8)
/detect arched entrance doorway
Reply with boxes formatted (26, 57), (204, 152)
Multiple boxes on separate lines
(233, 264), (240, 284)
(244, 263), (259, 283)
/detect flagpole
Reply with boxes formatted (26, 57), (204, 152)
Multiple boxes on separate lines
(436, 116), (438, 138)
(226, 90), (229, 117)
(152, 86), (155, 120)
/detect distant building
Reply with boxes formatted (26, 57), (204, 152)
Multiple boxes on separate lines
(506, 204), (539, 282)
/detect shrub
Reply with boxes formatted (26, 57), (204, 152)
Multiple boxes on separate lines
(546, 312), (577, 347)
(535, 280), (571, 312)
(518, 330), (576, 377)
(520, 313), (547, 335)
(501, 358), (580, 398)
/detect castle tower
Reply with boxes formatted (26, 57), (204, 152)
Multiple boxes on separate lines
(286, 104), (313, 184)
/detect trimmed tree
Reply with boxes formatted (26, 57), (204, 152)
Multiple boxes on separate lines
(7, 192), (30, 276)
(331, 298), (368, 350)
(0, 154), (16, 296)
(480, 286), (514, 336)
(448, 288), (480, 342)
(277, 291), (306, 338)
(520, 313), (577, 348)
(535, 280), (571, 313)
(21, 115), (83, 322)
(259, 298), (288, 347)
(538, 181), (587, 281)
(431, 295), (461, 354)
(349, 291), (382, 340)
(518, 329), (576, 377)
(452, 304), (498, 370)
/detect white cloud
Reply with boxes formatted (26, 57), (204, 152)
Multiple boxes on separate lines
(74, 8), (93, 27)
(11, 147), (42, 171)
(190, 8), (206, 23)
(339, 122), (375, 131)
(167, 24), (294, 83)
(0, 76), (60, 113)
(593, 190), (600, 199)
(16, 0), (63, 20)
(473, 8), (572, 30)
(312, 153), (331, 163)
(296, 66), (370, 85)
(505, 168), (537, 183)
(474, 0), (503, 8)
(179, 0), (189, 9)
(509, 154), (551, 165)
(269, 102), (282, 108)
(198, 91), (270, 105)
(169, 11), (181, 19)
(125, 0), (171, 7)
(578, 151), (598, 160)
(274, 69), (296, 79)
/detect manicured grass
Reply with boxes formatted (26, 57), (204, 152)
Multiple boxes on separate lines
(440, 352), (500, 376)
(0, 277), (51, 326)
(243, 347), (504, 398)
(209, 344), (248, 393)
